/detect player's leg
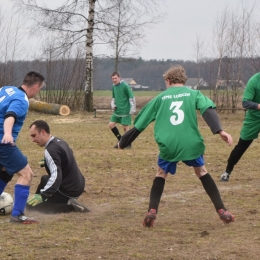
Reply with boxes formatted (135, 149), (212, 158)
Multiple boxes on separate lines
(221, 121), (259, 182)
(121, 116), (132, 148)
(3, 145), (38, 224)
(27, 178), (90, 214)
(0, 167), (13, 194)
(122, 115), (132, 133)
(220, 138), (252, 182)
(185, 156), (234, 224)
(109, 115), (121, 139)
(143, 157), (177, 228)
(10, 164), (39, 224)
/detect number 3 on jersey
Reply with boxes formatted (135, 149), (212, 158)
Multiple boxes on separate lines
(169, 101), (184, 125)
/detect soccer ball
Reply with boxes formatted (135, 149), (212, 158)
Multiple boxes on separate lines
(0, 192), (14, 215)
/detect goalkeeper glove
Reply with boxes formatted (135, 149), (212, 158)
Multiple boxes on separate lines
(27, 194), (43, 206)
(39, 158), (45, 167)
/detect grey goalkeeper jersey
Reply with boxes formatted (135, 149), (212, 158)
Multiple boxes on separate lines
(41, 136), (85, 198)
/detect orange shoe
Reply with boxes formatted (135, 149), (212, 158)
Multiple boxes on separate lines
(143, 209), (156, 228)
(218, 209), (234, 224)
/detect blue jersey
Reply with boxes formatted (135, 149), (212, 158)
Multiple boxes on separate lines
(0, 86), (29, 141)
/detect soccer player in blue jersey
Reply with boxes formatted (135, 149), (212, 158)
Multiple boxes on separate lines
(0, 71), (45, 224)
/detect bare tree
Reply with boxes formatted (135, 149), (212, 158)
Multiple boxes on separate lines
(211, 1), (255, 109)
(97, 0), (163, 71)
(192, 34), (208, 89)
(13, 0), (97, 111)
(212, 7), (230, 105)
(0, 6), (25, 86)
(13, 0), (164, 111)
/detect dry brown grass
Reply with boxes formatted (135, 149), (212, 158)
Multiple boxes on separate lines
(1, 101), (260, 260)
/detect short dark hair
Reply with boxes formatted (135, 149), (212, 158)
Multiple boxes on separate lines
(111, 72), (120, 77)
(29, 120), (50, 134)
(23, 71), (45, 87)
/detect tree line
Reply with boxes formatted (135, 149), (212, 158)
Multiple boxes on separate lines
(1, 1), (260, 111)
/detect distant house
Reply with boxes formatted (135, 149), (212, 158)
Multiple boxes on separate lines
(185, 78), (209, 90)
(122, 78), (150, 91)
(216, 79), (246, 90)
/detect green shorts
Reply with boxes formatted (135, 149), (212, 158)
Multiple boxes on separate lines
(110, 114), (132, 126)
(240, 119), (260, 140)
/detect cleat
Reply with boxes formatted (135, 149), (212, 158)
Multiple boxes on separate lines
(113, 144), (119, 148)
(143, 208), (156, 228)
(10, 214), (39, 224)
(68, 198), (91, 213)
(218, 209), (234, 224)
(220, 172), (230, 182)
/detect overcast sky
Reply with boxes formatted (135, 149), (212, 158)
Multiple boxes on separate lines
(141, 0), (259, 61)
(1, 0), (259, 61)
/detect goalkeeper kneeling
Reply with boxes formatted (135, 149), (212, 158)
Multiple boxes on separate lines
(26, 120), (90, 214)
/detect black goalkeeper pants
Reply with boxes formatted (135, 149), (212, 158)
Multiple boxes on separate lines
(226, 138), (253, 174)
(26, 175), (77, 214)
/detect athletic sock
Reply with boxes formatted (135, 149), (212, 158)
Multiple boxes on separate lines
(12, 184), (30, 217)
(0, 179), (7, 194)
(200, 173), (225, 211)
(226, 138), (253, 174)
(148, 177), (165, 213)
(111, 127), (121, 141)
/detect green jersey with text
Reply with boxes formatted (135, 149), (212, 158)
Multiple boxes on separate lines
(134, 87), (216, 162)
(112, 81), (134, 116)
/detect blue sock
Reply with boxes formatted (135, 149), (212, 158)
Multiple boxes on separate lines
(12, 184), (30, 217)
(0, 179), (7, 194)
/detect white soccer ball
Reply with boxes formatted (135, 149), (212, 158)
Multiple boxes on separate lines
(0, 192), (14, 215)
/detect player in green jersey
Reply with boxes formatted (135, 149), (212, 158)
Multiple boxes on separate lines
(221, 72), (260, 182)
(108, 72), (136, 148)
(118, 65), (234, 227)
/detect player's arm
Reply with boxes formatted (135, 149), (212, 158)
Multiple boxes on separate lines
(202, 108), (232, 146)
(1, 114), (16, 145)
(129, 97), (136, 114)
(111, 87), (116, 110)
(242, 100), (259, 110)
(40, 149), (63, 199)
(111, 98), (116, 110)
(118, 127), (141, 149)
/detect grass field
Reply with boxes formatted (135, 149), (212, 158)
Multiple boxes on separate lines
(94, 90), (162, 97)
(1, 105), (260, 259)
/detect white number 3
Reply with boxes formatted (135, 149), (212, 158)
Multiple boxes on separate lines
(169, 101), (184, 125)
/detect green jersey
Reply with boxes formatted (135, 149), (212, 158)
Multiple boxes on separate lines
(240, 73), (260, 140)
(242, 73), (260, 121)
(112, 81), (134, 116)
(134, 87), (216, 162)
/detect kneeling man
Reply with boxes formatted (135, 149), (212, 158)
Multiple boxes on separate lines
(27, 120), (90, 214)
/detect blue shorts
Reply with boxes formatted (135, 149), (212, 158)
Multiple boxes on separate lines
(0, 144), (28, 175)
(158, 155), (204, 175)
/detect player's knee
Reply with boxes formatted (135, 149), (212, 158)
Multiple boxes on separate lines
(18, 165), (34, 184)
(123, 126), (129, 132)
(108, 122), (114, 129)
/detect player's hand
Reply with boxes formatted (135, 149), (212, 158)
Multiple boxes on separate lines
(1, 133), (15, 146)
(39, 159), (45, 167)
(129, 109), (136, 115)
(27, 194), (43, 206)
(218, 130), (233, 146)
